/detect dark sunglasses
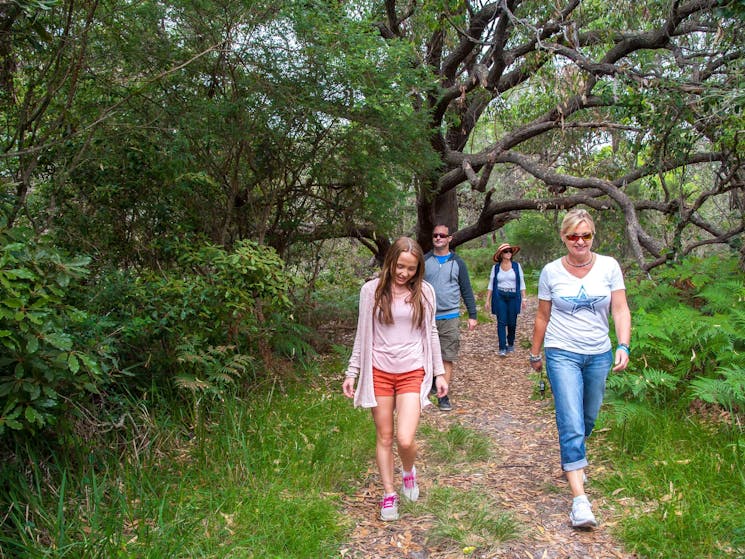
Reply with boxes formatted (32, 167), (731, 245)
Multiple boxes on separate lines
(566, 232), (593, 242)
(432, 233), (450, 239)
(502, 249), (513, 253)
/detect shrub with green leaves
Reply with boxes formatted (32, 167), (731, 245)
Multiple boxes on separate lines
(607, 255), (745, 414)
(98, 240), (301, 395)
(0, 222), (112, 436)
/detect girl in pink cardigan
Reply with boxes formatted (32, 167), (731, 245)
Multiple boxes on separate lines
(343, 237), (447, 521)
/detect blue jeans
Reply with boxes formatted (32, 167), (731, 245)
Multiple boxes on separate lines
(494, 290), (519, 350)
(544, 347), (613, 471)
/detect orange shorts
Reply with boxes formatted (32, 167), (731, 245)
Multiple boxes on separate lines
(373, 367), (425, 397)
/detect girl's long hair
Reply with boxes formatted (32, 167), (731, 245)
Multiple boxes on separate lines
(374, 237), (428, 328)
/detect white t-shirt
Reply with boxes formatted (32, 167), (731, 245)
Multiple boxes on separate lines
(487, 263), (526, 292)
(538, 254), (625, 354)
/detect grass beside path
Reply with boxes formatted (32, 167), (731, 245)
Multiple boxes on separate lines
(594, 407), (745, 558)
(1, 368), (375, 559)
(2, 355), (744, 557)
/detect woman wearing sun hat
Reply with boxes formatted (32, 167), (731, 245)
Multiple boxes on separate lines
(484, 242), (527, 356)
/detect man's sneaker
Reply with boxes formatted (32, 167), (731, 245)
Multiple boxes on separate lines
(438, 395), (452, 411)
(570, 495), (598, 528)
(498, 349), (507, 357)
(379, 493), (399, 521)
(506, 345), (515, 353)
(402, 466), (419, 501)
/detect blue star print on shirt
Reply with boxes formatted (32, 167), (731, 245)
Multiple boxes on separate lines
(560, 285), (606, 314)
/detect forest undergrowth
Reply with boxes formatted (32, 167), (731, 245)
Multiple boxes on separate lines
(0, 254), (744, 558)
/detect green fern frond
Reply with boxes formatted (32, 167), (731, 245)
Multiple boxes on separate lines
(607, 368), (680, 405)
(732, 307), (745, 335)
(602, 398), (654, 424)
(689, 366), (745, 410)
(700, 280), (745, 314)
(174, 338), (252, 399)
(173, 374), (213, 392)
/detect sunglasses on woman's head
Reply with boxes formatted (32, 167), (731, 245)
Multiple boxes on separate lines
(566, 232), (593, 241)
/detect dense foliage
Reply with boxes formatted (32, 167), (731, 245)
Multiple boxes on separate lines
(0, 225), (302, 441)
(0, 220), (114, 436)
(607, 255), (745, 415)
(1, 0), (743, 270)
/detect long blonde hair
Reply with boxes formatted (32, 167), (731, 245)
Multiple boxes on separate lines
(374, 237), (428, 328)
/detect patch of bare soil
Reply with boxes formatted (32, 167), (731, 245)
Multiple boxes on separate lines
(337, 297), (637, 559)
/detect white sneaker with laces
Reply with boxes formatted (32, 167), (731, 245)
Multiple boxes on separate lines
(379, 493), (399, 521)
(402, 466), (419, 501)
(570, 495), (598, 528)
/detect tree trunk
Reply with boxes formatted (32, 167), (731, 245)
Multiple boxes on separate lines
(435, 188), (458, 236)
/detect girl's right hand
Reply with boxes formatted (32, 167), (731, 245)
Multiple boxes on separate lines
(342, 377), (356, 398)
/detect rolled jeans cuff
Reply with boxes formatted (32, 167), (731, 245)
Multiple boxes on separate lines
(563, 458), (589, 472)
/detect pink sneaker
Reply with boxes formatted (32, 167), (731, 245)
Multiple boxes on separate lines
(402, 466), (419, 501)
(379, 493), (399, 521)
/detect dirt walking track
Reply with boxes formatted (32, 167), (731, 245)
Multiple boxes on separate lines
(336, 297), (637, 559)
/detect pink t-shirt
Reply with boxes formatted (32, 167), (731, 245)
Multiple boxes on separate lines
(372, 295), (425, 373)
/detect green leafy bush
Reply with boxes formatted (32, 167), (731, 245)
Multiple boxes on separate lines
(607, 255), (745, 414)
(0, 222), (113, 436)
(92, 240), (301, 395)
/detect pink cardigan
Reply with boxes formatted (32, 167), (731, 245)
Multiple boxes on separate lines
(345, 278), (445, 408)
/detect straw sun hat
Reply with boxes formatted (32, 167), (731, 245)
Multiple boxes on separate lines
(493, 242), (520, 262)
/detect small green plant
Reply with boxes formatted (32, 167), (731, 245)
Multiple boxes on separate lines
(689, 366), (745, 415)
(174, 338), (255, 442)
(413, 485), (518, 552)
(420, 423), (492, 464)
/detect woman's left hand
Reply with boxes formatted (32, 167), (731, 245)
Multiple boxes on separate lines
(612, 348), (629, 371)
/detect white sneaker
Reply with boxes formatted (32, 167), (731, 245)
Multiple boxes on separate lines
(402, 466), (419, 501)
(379, 493), (399, 521)
(570, 495), (598, 528)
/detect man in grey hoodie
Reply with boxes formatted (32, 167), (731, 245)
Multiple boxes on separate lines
(423, 224), (478, 411)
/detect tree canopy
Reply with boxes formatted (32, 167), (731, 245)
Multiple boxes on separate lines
(1, 0), (743, 270)
(367, 0), (745, 270)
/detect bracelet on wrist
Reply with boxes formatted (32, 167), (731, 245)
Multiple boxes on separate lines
(529, 353), (543, 363)
(617, 343), (630, 355)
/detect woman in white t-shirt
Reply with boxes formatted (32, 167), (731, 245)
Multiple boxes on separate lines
(484, 242), (527, 356)
(529, 209), (631, 529)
